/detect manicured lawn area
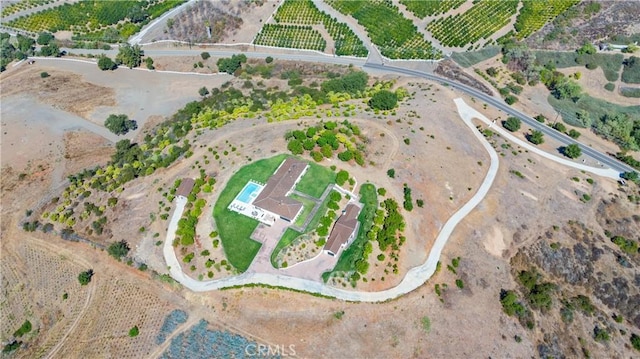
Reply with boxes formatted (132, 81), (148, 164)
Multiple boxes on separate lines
(213, 154), (289, 272)
(322, 183), (378, 280)
(294, 162), (336, 198)
(290, 193), (317, 227)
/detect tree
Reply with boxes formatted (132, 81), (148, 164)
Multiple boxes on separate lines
(576, 42), (597, 55)
(621, 171), (639, 184)
(116, 44), (144, 68)
(16, 34), (35, 53)
(503, 117), (521, 132)
(198, 86), (209, 97)
(37, 32), (54, 45)
(534, 114), (546, 123)
(336, 170), (349, 186)
(287, 139), (303, 155)
(369, 90), (398, 110)
(78, 269), (94, 285)
(40, 71), (49, 78)
(216, 54), (247, 74)
(562, 144), (582, 159)
(107, 240), (130, 259)
(97, 55), (117, 70)
(127, 5), (147, 23)
(145, 57), (154, 70)
(551, 78), (582, 102)
(527, 130), (544, 145)
(553, 122), (567, 133)
(39, 42), (60, 57)
(104, 114), (137, 135)
(265, 56), (273, 63)
(387, 168), (395, 178)
(631, 333), (640, 351)
(201, 52), (210, 60)
(129, 326), (140, 337)
(568, 129), (581, 139)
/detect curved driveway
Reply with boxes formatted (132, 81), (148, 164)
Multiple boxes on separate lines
(163, 98), (500, 302)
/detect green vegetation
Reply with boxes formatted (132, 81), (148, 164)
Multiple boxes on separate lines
(129, 325), (139, 337)
(295, 162), (336, 198)
(387, 169), (395, 178)
(217, 53), (247, 74)
(78, 269), (94, 285)
(621, 87), (640, 98)
(6, 0), (186, 43)
(269, 0), (367, 57)
(534, 51), (624, 82)
(104, 114), (137, 135)
(368, 90), (398, 110)
(214, 155), (289, 271)
(290, 194), (318, 227)
(327, 0), (441, 59)
(611, 235), (638, 255)
(374, 198), (405, 251)
(513, 0), (579, 39)
(428, 1), (519, 48)
(561, 144), (581, 159)
(593, 326), (610, 343)
(286, 120), (367, 166)
(107, 240), (130, 260)
(253, 24), (326, 52)
(455, 279), (464, 289)
(321, 70), (368, 95)
(402, 184), (413, 211)
(13, 320), (32, 337)
(527, 129), (545, 145)
(604, 82), (615, 92)
(622, 56), (640, 84)
(503, 117), (521, 132)
(451, 46), (501, 68)
(324, 183), (377, 277)
(500, 289), (526, 317)
(421, 316), (431, 333)
(97, 55), (117, 71)
(116, 43), (143, 68)
(517, 269), (555, 311)
(631, 333), (640, 351)
(400, 0), (464, 18)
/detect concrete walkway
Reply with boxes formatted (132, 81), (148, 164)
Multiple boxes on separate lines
(162, 98), (501, 302)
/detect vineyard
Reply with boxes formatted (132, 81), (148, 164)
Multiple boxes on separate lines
(399, 0), (465, 18)
(5, 0), (185, 42)
(267, 0), (367, 57)
(160, 319), (276, 358)
(427, 0), (519, 48)
(326, 0), (442, 59)
(513, 0), (579, 39)
(253, 24), (326, 52)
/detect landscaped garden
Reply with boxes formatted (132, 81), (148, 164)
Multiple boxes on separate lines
(294, 161), (337, 198)
(326, 0), (442, 59)
(427, 0), (519, 48)
(213, 154), (290, 272)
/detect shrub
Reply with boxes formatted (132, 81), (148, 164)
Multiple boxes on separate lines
(604, 82), (615, 91)
(503, 117), (521, 132)
(201, 52), (210, 60)
(568, 129), (581, 139)
(104, 114), (137, 135)
(265, 56), (273, 63)
(455, 279), (464, 289)
(631, 333), (640, 351)
(107, 240), (130, 259)
(40, 71), (49, 78)
(562, 144), (582, 159)
(78, 269), (94, 285)
(527, 130), (544, 145)
(129, 325), (139, 337)
(97, 55), (117, 70)
(387, 168), (395, 178)
(369, 90), (398, 110)
(336, 170), (349, 186)
(504, 95), (518, 105)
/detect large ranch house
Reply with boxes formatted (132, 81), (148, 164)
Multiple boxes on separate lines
(228, 158), (309, 226)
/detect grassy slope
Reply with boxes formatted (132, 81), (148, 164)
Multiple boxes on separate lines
(213, 154), (288, 272)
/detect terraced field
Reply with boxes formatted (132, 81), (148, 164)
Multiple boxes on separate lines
(427, 0), (519, 48)
(513, 0), (579, 39)
(326, 0), (442, 59)
(4, 0), (185, 42)
(399, 0), (465, 18)
(260, 0), (367, 57)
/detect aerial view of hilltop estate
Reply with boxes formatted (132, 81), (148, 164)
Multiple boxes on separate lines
(2, 0), (640, 357)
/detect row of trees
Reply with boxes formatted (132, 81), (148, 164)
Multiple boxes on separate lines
(0, 31), (60, 71)
(97, 43), (144, 70)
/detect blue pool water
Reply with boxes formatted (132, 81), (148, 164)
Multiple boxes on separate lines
(236, 182), (260, 203)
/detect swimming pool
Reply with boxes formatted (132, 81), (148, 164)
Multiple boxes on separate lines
(235, 182), (262, 204)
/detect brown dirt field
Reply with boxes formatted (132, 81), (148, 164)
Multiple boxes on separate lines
(0, 64), (116, 120)
(2, 54), (637, 359)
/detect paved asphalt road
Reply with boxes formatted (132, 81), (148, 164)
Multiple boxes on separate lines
(59, 46), (633, 174)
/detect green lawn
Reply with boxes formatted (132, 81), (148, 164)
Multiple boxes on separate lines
(290, 193), (317, 227)
(294, 162), (336, 198)
(213, 154), (289, 272)
(270, 190), (333, 267)
(322, 183), (378, 280)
